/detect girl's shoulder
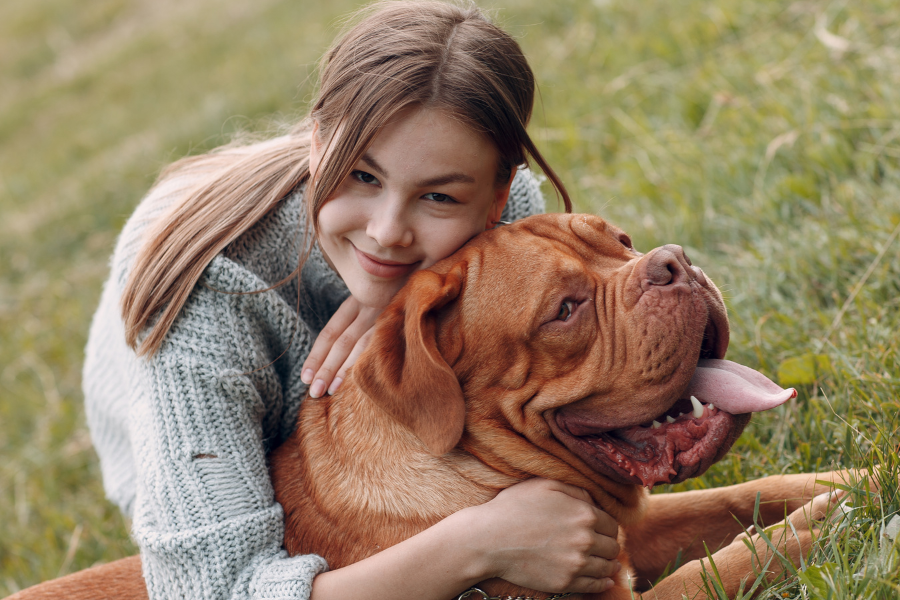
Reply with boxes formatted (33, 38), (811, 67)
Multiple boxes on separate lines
(221, 186), (350, 330)
(503, 168), (547, 222)
(112, 173), (309, 290)
(222, 184), (308, 287)
(109, 170), (206, 292)
(110, 136), (307, 289)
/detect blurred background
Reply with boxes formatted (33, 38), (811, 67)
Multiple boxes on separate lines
(2, 0), (898, 595)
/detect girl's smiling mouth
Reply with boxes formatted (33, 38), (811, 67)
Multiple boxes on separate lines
(353, 244), (420, 279)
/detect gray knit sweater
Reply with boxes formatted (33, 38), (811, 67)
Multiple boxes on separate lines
(83, 162), (546, 600)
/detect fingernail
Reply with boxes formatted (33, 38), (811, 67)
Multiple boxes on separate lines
(310, 379), (326, 398)
(301, 369), (314, 384)
(601, 578), (615, 592)
(612, 560), (622, 574)
(328, 377), (343, 395)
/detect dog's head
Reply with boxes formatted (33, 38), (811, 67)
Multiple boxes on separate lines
(353, 214), (794, 513)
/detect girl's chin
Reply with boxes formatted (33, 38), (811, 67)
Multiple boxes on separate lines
(352, 284), (406, 311)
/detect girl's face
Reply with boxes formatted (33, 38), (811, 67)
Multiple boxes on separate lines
(313, 107), (512, 309)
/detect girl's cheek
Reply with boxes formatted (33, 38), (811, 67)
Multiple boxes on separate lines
(433, 222), (484, 262)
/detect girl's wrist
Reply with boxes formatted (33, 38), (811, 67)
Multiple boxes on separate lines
(310, 506), (497, 600)
(439, 503), (503, 583)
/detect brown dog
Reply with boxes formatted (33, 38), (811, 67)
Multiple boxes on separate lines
(8, 214), (868, 600)
(268, 213), (862, 599)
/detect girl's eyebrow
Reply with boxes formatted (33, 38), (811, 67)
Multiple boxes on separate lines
(361, 153), (387, 176)
(417, 172), (476, 187)
(361, 153), (476, 187)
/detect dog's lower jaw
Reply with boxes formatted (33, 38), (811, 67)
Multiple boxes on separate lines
(553, 410), (751, 490)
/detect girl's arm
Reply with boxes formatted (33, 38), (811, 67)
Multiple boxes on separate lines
(87, 176), (330, 599)
(123, 254), (329, 600)
(312, 479), (621, 600)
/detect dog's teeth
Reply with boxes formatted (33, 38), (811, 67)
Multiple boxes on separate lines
(666, 415), (676, 424)
(709, 403), (715, 411)
(678, 412), (684, 418)
(690, 396), (704, 418)
(651, 420), (661, 429)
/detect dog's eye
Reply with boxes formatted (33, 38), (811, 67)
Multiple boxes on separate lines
(557, 300), (575, 322)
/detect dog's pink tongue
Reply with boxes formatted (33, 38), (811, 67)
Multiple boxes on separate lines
(687, 359), (796, 414)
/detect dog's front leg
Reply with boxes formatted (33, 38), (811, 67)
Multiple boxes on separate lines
(622, 469), (865, 588)
(628, 490), (843, 599)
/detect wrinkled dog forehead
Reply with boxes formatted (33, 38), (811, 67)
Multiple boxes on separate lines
(507, 214), (639, 264)
(446, 216), (632, 348)
(566, 214), (640, 261)
(429, 214), (643, 346)
(482, 214), (638, 285)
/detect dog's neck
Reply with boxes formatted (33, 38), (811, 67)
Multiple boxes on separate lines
(296, 385), (515, 527)
(316, 383), (644, 522)
(288, 388), (608, 598)
(457, 420), (647, 525)
(276, 379), (644, 585)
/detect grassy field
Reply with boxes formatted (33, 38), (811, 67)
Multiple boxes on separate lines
(1, 0), (898, 597)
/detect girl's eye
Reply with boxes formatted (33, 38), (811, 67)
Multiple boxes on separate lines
(423, 192), (456, 203)
(352, 170), (379, 185)
(557, 300), (575, 322)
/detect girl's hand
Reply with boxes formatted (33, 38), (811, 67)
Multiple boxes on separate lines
(458, 478), (621, 594)
(301, 296), (381, 397)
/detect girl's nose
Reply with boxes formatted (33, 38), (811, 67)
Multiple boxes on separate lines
(366, 202), (414, 248)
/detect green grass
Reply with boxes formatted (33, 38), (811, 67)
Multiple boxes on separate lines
(1, 0), (898, 596)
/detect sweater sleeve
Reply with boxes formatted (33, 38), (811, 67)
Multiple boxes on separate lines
(501, 168), (547, 222)
(127, 256), (327, 600)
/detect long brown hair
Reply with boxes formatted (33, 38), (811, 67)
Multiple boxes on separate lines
(122, 0), (571, 356)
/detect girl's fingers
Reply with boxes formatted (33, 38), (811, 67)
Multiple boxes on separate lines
(537, 479), (619, 540)
(591, 505), (619, 540)
(328, 327), (375, 395)
(302, 297), (361, 387)
(480, 478), (623, 592)
(543, 479), (596, 504)
(309, 318), (370, 397)
(558, 558), (619, 593)
(590, 523), (621, 562)
(310, 307), (381, 397)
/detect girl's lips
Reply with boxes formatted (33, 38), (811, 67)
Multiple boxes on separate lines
(353, 246), (419, 279)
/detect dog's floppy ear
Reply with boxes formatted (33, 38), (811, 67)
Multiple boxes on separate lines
(354, 264), (466, 456)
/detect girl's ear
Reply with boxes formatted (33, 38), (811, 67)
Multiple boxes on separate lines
(353, 264), (467, 456)
(487, 166), (516, 229)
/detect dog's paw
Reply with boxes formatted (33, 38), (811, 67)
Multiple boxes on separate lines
(787, 490), (849, 533)
(727, 490), (848, 574)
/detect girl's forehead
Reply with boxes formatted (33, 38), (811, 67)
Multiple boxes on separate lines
(362, 107), (499, 180)
(374, 106), (492, 147)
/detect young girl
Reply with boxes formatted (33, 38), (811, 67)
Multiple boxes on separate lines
(84, 2), (621, 599)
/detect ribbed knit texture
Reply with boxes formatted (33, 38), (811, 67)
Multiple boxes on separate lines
(83, 166), (545, 600)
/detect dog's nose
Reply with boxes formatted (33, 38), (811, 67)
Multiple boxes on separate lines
(623, 244), (710, 308)
(640, 244), (693, 288)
